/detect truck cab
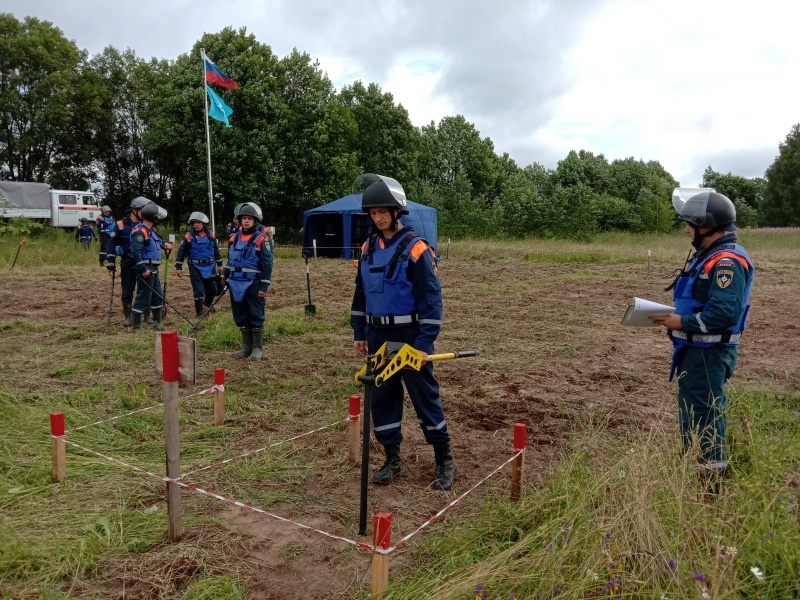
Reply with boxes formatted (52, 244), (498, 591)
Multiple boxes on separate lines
(51, 190), (99, 227)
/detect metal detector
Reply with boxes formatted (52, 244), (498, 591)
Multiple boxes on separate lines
(304, 257), (316, 315)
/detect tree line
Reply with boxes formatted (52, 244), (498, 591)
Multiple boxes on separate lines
(2, 14), (798, 239)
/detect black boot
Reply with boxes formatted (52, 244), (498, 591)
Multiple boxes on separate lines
(204, 293), (217, 313)
(131, 312), (145, 333)
(194, 299), (205, 318)
(231, 328), (253, 358)
(152, 308), (165, 332)
(373, 444), (402, 485)
(143, 309), (153, 325)
(122, 299), (133, 327)
(249, 328), (264, 362)
(431, 443), (455, 491)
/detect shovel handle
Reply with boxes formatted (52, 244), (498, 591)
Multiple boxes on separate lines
(427, 349), (480, 362)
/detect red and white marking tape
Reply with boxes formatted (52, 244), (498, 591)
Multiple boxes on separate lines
(177, 418), (348, 479)
(63, 384), (225, 434)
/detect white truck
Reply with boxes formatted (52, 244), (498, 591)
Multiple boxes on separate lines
(0, 181), (100, 228)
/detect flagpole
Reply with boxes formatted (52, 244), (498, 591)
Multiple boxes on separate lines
(200, 48), (217, 234)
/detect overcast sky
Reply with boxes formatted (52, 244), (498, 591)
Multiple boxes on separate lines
(6, 0), (800, 186)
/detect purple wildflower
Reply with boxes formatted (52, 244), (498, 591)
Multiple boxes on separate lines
(551, 585), (564, 597)
(693, 573), (707, 583)
(667, 559), (677, 572)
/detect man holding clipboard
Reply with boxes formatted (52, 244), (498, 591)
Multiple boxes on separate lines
(649, 188), (754, 494)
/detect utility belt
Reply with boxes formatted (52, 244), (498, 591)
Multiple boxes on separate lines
(229, 267), (261, 273)
(366, 313), (418, 326)
(670, 330), (741, 344)
(188, 258), (215, 265)
(137, 259), (162, 266)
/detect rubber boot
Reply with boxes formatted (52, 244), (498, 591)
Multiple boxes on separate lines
(131, 312), (145, 333)
(431, 442), (455, 491)
(143, 309), (153, 325)
(122, 299), (133, 327)
(231, 328), (253, 358)
(194, 299), (205, 318)
(373, 444), (402, 485)
(249, 328), (264, 362)
(152, 308), (165, 332)
(204, 293), (217, 313)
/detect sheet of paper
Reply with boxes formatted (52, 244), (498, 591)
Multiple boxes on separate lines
(621, 297), (675, 328)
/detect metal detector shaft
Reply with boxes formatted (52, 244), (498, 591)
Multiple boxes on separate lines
(358, 379), (373, 536)
(162, 250), (171, 318)
(427, 350), (480, 361)
(137, 274), (195, 326)
(10, 237), (26, 270)
(187, 285), (228, 336)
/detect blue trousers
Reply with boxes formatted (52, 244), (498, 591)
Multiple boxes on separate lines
(675, 345), (737, 471)
(132, 271), (163, 313)
(230, 281), (266, 328)
(119, 256), (138, 301)
(365, 325), (450, 447)
(188, 265), (222, 300)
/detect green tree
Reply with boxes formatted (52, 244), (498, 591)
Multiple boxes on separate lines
(89, 47), (170, 214)
(762, 124), (800, 226)
(701, 166), (763, 211)
(0, 14), (106, 187)
(338, 81), (419, 188)
(552, 150), (610, 195)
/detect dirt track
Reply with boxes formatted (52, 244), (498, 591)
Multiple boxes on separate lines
(4, 241), (798, 599)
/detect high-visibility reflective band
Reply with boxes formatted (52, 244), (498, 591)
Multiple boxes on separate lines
(418, 318), (442, 326)
(137, 259), (162, 265)
(366, 314), (418, 325)
(374, 421), (402, 432)
(188, 258), (214, 265)
(230, 267), (260, 273)
(424, 419), (448, 431)
(670, 331), (741, 343)
(351, 310), (367, 317)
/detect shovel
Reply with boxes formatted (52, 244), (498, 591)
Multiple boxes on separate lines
(304, 257), (316, 315)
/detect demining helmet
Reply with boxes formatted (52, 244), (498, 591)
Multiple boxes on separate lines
(672, 187), (736, 248)
(234, 202), (263, 223)
(80, 217), (89, 223)
(130, 196), (152, 210)
(188, 211), (210, 225)
(101, 205), (112, 213)
(141, 201), (165, 224)
(354, 173), (408, 232)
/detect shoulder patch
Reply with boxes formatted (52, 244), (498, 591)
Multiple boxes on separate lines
(716, 258), (735, 267)
(134, 234), (145, 243)
(716, 269), (734, 289)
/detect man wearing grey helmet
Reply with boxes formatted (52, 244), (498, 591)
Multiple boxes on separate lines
(650, 188), (754, 494)
(97, 205), (114, 266)
(106, 196), (150, 326)
(129, 201), (173, 332)
(175, 211), (223, 317)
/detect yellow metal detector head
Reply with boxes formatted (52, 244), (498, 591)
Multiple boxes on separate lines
(354, 342), (479, 386)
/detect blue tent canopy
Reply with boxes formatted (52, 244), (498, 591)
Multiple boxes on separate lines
(302, 194), (438, 259)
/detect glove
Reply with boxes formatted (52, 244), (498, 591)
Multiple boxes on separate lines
(106, 263), (116, 272)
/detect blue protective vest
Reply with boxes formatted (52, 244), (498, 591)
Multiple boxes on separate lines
(227, 230), (267, 301)
(132, 223), (164, 264)
(671, 243), (753, 349)
(112, 217), (135, 256)
(359, 231), (421, 320)
(98, 216), (114, 234)
(185, 230), (217, 278)
(77, 224), (95, 238)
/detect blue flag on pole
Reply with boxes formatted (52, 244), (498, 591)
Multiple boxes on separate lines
(206, 84), (233, 127)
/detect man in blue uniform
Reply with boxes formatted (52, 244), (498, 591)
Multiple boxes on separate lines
(650, 189), (754, 490)
(97, 205), (114, 266)
(75, 218), (97, 250)
(175, 211), (224, 317)
(350, 174), (454, 491)
(106, 197), (149, 326)
(129, 202), (173, 333)
(222, 203), (273, 362)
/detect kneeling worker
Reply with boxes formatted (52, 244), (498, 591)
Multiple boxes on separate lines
(350, 174), (454, 491)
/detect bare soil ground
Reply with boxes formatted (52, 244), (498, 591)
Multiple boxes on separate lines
(3, 241), (798, 599)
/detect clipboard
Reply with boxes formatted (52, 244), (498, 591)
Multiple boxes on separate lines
(621, 297), (675, 328)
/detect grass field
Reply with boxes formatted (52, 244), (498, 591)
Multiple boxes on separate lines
(1, 229), (799, 599)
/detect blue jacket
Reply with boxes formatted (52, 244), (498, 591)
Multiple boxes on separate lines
(130, 223), (166, 275)
(105, 216), (139, 265)
(351, 227), (442, 353)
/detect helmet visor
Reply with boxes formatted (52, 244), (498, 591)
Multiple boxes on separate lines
(672, 188), (713, 222)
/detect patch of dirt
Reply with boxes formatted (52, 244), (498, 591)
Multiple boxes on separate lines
(3, 243), (797, 599)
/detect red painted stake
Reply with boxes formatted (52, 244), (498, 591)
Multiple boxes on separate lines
(50, 412), (66, 482)
(371, 512), (392, 598)
(161, 331), (182, 541)
(161, 331), (179, 383)
(214, 368), (226, 426)
(511, 422), (527, 501)
(348, 394), (361, 465)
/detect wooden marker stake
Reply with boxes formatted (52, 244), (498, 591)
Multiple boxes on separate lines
(371, 512), (392, 599)
(50, 412), (66, 482)
(348, 394), (361, 465)
(213, 368), (225, 426)
(511, 422), (527, 502)
(161, 331), (183, 542)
